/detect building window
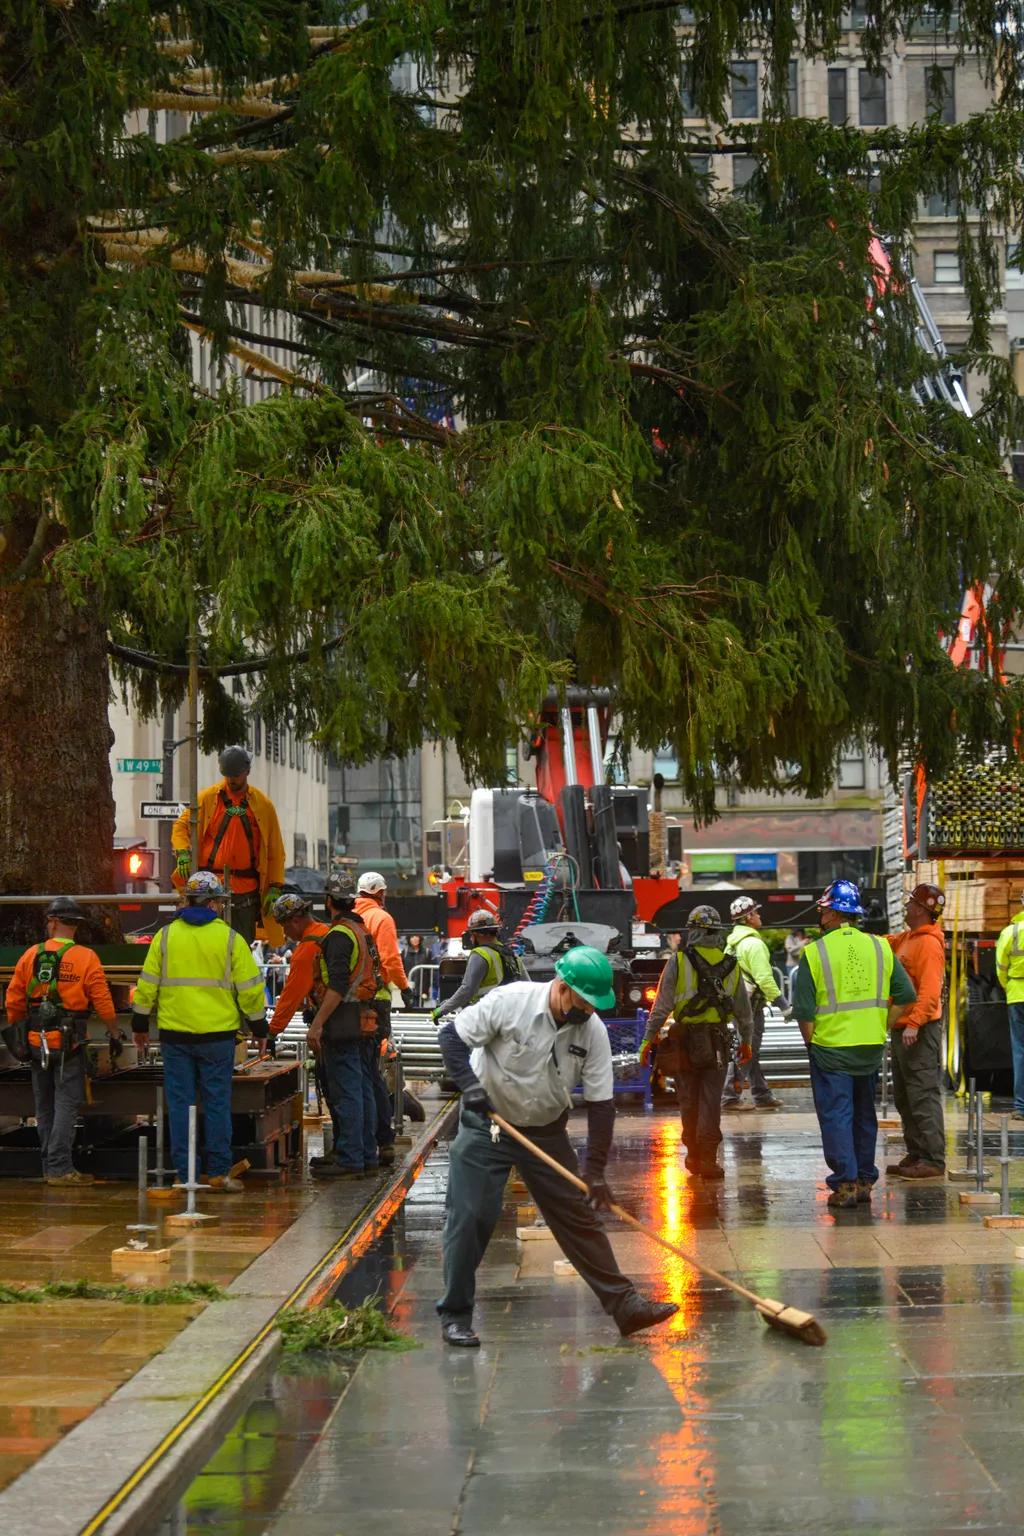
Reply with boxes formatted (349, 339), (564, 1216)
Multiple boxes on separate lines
(859, 68), (887, 127)
(787, 60), (798, 116)
(689, 154), (710, 178)
(681, 62), (697, 116)
(252, 716), (262, 757)
(925, 188), (958, 216)
(653, 746), (679, 782)
(272, 729), (280, 764)
(288, 730), (295, 770)
(293, 834), (308, 867)
(838, 752), (866, 789)
(925, 64), (955, 123)
(1006, 243), (1024, 291)
(730, 59), (758, 119)
(733, 155), (758, 195)
(934, 250), (961, 283)
(828, 68), (848, 125)
(317, 839), (328, 872)
(667, 827), (683, 864)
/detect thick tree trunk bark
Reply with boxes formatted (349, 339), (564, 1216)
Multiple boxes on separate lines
(0, 520), (118, 943)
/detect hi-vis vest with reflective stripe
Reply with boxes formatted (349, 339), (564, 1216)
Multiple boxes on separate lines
(477, 944), (525, 996)
(135, 917), (266, 1036)
(317, 920), (378, 1003)
(672, 945), (742, 1025)
(804, 926), (894, 1048)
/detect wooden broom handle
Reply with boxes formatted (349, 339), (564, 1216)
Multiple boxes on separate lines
(489, 1112), (779, 1314)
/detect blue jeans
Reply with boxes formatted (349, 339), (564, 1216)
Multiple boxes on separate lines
(321, 1038), (378, 1171)
(161, 1034), (236, 1181)
(362, 1035), (395, 1150)
(1009, 1004), (1024, 1113)
(809, 1054), (879, 1190)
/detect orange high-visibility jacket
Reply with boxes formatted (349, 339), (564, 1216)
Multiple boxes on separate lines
(354, 897), (409, 991)
(269, 920), (329, 1034)
(172, 780), (286, 945)
(7, 940), (116, 1024)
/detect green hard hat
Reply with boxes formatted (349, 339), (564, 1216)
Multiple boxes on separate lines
(554, 946), (616, 1011)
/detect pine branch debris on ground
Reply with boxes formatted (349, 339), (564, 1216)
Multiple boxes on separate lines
(278, 1298), (420, 1353)
(0, 1279), (225, 1305)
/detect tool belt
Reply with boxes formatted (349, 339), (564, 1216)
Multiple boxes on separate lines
(360, 1006), (378, 1037)
(27, 1005), (88, 1070)
(657, 1020), (731, 1076)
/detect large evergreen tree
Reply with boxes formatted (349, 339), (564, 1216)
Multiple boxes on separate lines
(3, 0), (1024, 929)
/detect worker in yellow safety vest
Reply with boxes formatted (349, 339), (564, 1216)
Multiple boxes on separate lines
(433, 909), (528, 1022)
(131, 871), (268, 1191)
(996, 891), (1024, 1121)
(793, 880), (916, 1211)
(171, 745), (286, 947)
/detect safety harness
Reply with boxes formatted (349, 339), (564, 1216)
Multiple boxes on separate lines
(669, 944), (739, 1071)
(26, 941), (88, 1072)
(202, 789), (259, 882)
(315, 918), (386, 1033)
(478, 940), (526, 990)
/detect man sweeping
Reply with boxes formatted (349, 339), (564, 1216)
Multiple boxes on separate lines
(436, 945), (678, 1347)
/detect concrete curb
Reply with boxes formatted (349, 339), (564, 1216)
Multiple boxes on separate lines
(0, 1097), (457, 1536)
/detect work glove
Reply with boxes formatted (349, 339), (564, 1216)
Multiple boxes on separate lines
(430, 1008), (441, 1025)
(175, 850), (191, 881)
(263, 885), (283, 916)
(639, 1037), (657, 1070)
(778, 1004), (794, 1022)
(737, 1043), (753, 1066)
(461, 1082), (493, 1116)
(585, 1175), (614, 1213)
(401, 988), (414, 1009)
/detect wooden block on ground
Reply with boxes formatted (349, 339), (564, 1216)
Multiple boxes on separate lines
(959, 1190), (1001, 1208)
(147, 1187), (182, 1202)
(394, 1135), (413, 1147)
(553, 1259), (577, 1277)
(877, 1119), (902, 1130)
(165, 1211), (220, 1231)
(508, 1178), (528, 1194)
(228, 1158), (251, 1178)
(983, 1214), (1024, 1228)
(1015, 1246), (1024, 1260)
(516, 1204), (538, 1224)
(111, 1245), (173, 1270)
(517, 1225), (555, 1242)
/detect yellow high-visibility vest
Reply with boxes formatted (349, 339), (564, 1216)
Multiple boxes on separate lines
(134, 917), (265, 1035)
(804, 926), (894, 1048)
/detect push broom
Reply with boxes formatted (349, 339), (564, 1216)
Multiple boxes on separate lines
(490, 1113), (828, 1348)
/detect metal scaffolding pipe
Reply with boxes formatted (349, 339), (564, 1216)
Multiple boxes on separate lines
(586, 706), (604, 785)
(560, 708), (578, 786)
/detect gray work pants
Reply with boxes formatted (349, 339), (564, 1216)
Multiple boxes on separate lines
(678, 1061), (729, 1170)
(437, 1107), (635, 1326)
(31, 1050), (86, 1178)
(223, 890), (260, 945)
(722, 1001), (771, 1104)
(890, 1019), (946, 1169)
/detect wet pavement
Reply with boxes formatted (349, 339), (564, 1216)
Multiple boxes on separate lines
(180, 1095), (1024, 1535)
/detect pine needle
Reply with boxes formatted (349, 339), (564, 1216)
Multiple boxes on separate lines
(278, 1298), (419, 1353)
(0, 1279), (224, 1305)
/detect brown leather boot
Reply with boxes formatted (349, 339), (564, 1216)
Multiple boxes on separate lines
(886, 1155), (915, 1176)
(897, 1161), (945, 1181)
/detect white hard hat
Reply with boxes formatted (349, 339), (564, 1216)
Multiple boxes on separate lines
(730, 895), (760, 921)
(357, 871), (388, 895)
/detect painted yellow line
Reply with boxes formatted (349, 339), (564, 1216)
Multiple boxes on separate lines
(78, 1099), (455, 1536)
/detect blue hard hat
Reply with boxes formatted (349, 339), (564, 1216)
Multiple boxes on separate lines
(817, 880), (865, 916)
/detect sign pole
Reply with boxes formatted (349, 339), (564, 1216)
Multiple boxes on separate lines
(188, 586), (199, 869)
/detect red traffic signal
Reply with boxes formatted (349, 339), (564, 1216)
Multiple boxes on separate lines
(117, 846), (156, 887)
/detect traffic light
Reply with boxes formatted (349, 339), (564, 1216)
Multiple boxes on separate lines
(115, 845), (156, 892)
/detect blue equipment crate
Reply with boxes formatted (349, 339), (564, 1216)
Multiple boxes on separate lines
(571, 1013), (652, 1112)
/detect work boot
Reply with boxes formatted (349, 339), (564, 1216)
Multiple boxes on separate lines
(46, 1170), (94, 1187)
(886, 1155), (915, 1176)
(855, 1179), (874, 1204)
(897, 1161), (945, 1181)
(378, 1144), (397, 1166)
(754, 1095), (784, 1111)
(308, 1154), (334, 1168)
(827, 1182), (859, 1210)
(208, 1175), (245, 1193)
(311, 1162), (365, 1180)
(699, 1161), (725, 1181)
(616, 1295), (679, 1337)
(442, 1321), (480, 1348)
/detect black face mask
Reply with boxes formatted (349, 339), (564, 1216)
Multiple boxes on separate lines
(561, 1004), (591, 1026)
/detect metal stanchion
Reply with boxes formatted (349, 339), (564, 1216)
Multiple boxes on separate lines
(1001, 1115), (1011, 1216)
(880, 1039), (890, 1119)
(394, 1048), (405, 1139)
(152, 1086), (169, 1187)
(124, 1132), (157, 1251)
(165, 1105), (216, 1230)
(966, 1081), (976, 1173)
(976, 1087), (986, 1193)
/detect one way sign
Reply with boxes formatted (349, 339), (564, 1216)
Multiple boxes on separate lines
(140, 801), (186, 820)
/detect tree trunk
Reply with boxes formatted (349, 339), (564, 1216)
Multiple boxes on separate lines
(0, 521), (118, 943)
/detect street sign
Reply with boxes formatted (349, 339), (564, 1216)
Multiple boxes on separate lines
(117, 758), (161, 774)
(140, 801), (185, 820)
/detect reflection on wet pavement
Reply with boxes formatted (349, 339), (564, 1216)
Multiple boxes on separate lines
(182, 1099), (1024, 1534)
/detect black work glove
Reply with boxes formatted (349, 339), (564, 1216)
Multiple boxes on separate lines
(401, 988), (414, 1009)
(585, 1175), (614, 1213)
(461, 1081), (493, 1115)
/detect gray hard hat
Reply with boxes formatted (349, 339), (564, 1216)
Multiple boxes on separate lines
(44, 897), (85, 922)
(218, 744), (253, 776)
(324, 871), (356, 904)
